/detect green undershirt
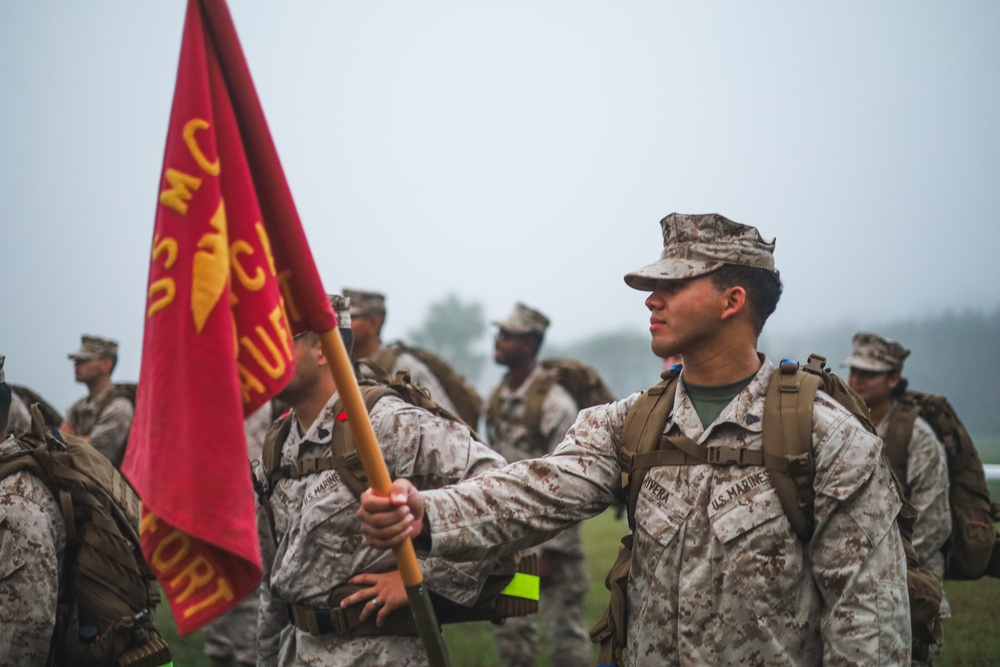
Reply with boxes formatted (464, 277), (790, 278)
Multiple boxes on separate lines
(683, 372), (757, 429)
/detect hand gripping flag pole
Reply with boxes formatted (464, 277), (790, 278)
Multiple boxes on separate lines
(320, 328), (452, 667)
(196, 0), (452, 659)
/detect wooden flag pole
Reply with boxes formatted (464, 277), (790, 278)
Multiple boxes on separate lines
(319, 328), (451, 667)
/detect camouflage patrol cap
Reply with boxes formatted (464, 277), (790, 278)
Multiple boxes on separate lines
(841, 332), (911, 373)
(343, 289), (386, 318)
(328, 294), (352, 328)
(492, 303), (550, 336)
(68, 335), (119, 361)
(624, 213), (776, 290)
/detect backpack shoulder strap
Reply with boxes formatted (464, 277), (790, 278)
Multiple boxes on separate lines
(761, 359), (821, 542)
(263, 386), (398, 503)
(883, 401), (920, 486)
(368, 345), (401, 377)
(262, 414), (294, 494)
(619, 370), (681, 531)
(328, 385), (396, 500)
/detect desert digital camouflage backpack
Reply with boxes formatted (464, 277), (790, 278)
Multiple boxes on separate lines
(0, 406), (171, 667)
(255, 372), (538, 637)
(367, 342), (483, 430)
(590, 355), (943, 666)
(882, 390), (1000, 580)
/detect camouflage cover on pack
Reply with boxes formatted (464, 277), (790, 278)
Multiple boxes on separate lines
(0, 406), (170, 667)
(883, 390), (1000, 580)
(368, 343), (483, 430)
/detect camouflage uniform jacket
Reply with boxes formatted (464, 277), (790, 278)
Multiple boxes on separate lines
(486, 365), (583, 557)
(421, 359), (912, 666)
(0, 433), (67, 663)
(256, 392), (506, 667)
(66, 385), (133, 464)
(358, 344), (460, 417)
(877, 406), (952, 616)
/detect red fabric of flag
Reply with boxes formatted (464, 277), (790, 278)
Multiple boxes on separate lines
(123, 0), (336, 635)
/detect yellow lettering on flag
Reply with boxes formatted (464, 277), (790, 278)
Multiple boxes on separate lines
(180, 572), (235, 620)
(183, 118), (221, 176)
(237, 363), (267, 404)
(230, 239), (265, 291)
(268, 305), (293, 360)
(148, 236), (180, 318)
(276, 269), (301, 324)
(254, 222), (277, 276)
(159, 168), (203, 215)
(239, 325), (288, 380)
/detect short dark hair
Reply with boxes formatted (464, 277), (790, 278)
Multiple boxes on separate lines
(295, 330), (321, 347)
(710, 264), (783, 335)
(890, 374), (909, 399)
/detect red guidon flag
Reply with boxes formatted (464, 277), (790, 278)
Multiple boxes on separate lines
(123, 0), (337, 635)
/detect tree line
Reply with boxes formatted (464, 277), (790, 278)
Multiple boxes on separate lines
(407, 295), (1000, 438)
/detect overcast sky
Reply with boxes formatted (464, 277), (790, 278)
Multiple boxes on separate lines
(2, 1), (998, 412)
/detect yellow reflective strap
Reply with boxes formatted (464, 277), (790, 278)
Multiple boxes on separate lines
(500, 572), (540, 601)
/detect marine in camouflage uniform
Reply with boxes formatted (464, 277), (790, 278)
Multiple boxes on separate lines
(256, 299), (506, 667)
(344, 289), (461, 417)
(359, 213), (912, 667)
(0, 355), (67, 664)
(486, 303), (591, 667)
(203, 402), (275, 667)
(61, 335), (133, 466)
(844, 332), (951, 666)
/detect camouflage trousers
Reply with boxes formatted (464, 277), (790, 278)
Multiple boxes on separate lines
(493, 554), (591, 667)
(203, 586), (259, 667)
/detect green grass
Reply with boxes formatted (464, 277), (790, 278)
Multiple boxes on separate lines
(156, 506), (1000, 666)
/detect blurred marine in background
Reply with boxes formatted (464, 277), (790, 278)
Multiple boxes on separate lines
(484, 302), (591, 667)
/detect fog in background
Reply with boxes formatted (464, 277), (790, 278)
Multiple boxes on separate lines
(2, 2), (998, 416)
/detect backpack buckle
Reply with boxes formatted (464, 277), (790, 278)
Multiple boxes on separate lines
(706, 446), (747, 465)
(786, 452), (813, 474)
(343, 450), (360, 468)
(779, 359), (799, 375)
(619, 449), (635, 471)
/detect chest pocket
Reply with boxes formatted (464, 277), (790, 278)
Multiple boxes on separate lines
(279, 468), (364, 558)
(709, 475), (803, 619)
(633, 472), (692, 556)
